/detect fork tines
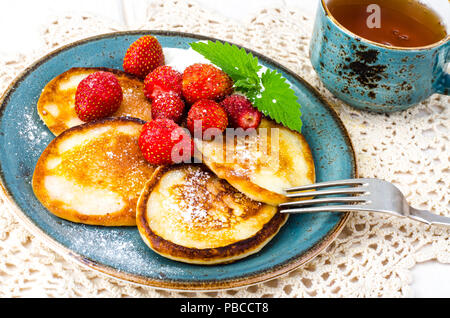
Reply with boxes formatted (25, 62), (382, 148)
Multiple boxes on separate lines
(280, 179), (370, 214)
(285, 179), (366, 193)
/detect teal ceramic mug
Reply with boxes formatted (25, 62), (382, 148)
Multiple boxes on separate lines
(309, 0), (450, 113)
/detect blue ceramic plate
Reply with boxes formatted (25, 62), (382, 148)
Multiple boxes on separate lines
(0, 31), (356, 290)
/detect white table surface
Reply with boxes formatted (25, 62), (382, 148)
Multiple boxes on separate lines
(0, 0), (448, 298)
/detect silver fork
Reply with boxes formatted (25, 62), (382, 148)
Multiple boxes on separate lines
(279, 178), (450, 226)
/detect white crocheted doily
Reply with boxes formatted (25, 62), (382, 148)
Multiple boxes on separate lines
(0, 0), (448, 297)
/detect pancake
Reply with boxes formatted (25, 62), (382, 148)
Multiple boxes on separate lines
(194, 118), (315, 206)
(37, 67), (152, 136)
(32, 117), (157, 226)
(136, 164), (288, 265)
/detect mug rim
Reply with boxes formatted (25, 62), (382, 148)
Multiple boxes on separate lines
(321, 0), (450, 51)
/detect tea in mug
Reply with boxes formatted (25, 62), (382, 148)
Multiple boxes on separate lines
(326, 0), (447, 47)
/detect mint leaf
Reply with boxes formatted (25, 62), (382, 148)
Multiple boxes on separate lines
(190, 40), (302, 133)
(254, 69), (302, 133)
(190, 41), (261, 84)
(234, 78), (260, 91)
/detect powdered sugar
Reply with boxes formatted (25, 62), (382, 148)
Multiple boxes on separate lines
(19, 112), (50, 148)
(163, 167), (211, 226)
(15, 110), (52, 185)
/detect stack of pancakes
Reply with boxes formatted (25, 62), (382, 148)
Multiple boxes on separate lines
(32, 68), (315, 264)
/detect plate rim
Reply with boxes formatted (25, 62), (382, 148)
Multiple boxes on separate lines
(0, 30), (357, 291)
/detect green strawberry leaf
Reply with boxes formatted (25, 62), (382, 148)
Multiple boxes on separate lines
(190, 41), (261, 83)
(253, 69), (302, 133)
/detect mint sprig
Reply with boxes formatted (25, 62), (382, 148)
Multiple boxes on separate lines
(189, 40), (302, 133)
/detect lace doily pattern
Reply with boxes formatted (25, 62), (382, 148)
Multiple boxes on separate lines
(0, 0), (448, 297)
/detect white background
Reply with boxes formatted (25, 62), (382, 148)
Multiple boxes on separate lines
(0, 0), (449, 298)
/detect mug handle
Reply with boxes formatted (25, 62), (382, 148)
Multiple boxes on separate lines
(435, 48), (449, 95)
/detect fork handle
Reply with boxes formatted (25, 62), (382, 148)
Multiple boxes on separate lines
(280, 205), (450, 227)
(408, 208), (450, 227)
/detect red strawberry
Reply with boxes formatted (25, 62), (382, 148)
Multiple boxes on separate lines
(187, 99), (228, 135)
(220, 94), (262, 129)
(75, 71), (123, 122)
(182, 63), (233, 104)
(151, 92), (185, 123)
(144, 65), (182, 100)
(123, 35), (164, 79)
(138, 118), (193, 165)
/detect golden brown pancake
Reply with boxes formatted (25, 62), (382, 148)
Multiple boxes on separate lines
(37, 67), (152, 136)
(194, 118), (315, 206)
(32, 117), (157, 226)
(136, 164), (288, 265)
